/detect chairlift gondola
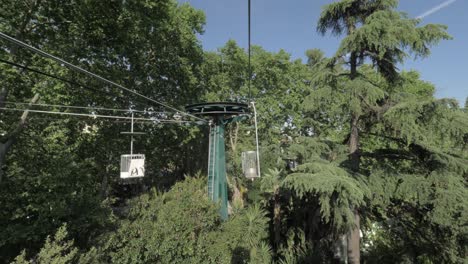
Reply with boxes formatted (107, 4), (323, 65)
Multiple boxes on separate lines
(120, 112), (146, 179)
(242, 150), (258, 179)
(241, 102), (261, 179)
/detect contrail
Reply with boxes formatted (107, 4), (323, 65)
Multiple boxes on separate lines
(417, 0), (458, 19)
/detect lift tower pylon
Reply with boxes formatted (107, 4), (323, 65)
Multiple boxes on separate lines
(186, 102), (249, 220)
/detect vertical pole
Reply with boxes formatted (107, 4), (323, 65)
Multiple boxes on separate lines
(207, 122), (215, 200)
(215, 120), (228, 220)
(207, 113), (248, 220)
(251, 102), (260, 177)
(130, 112), (134, 155)
(248, 0), (251, 100)
(207, 117), (228, 220)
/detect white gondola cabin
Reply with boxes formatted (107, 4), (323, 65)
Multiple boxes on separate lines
(120, 112), (146, 179)
(120, 154), (145, 178)
(242, 151), (259, 179)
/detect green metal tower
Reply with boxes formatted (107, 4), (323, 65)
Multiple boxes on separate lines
(186, 102), (249, 220)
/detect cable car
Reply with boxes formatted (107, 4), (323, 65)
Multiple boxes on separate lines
(242, 150), (259, 179)
(242, 102), (261, 179)
(120, 113), (146, 179)
(120, 154), (145, 178)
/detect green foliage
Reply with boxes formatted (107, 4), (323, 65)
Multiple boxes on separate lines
(1, 1), (466, 263)
(12, 225), (78, 264)
(92, 177), (271, 264)
(97, 177), (218, 263)
(277, 230), (315, 264)
(283, 158), (368, 232)
(364, 170), (467, 263)
(0, 0), (207, 261)
(0, 120), (115, 262)
(337, 10), (450, 80)
(317, 0), (399, 36)
(318, 0), (450, 82)
(383, 99), (467, 150)
(305, 49), (325, 68)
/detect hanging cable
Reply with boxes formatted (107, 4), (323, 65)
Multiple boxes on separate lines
(0, 58), (167, 110)
(0, 107), (198, 124)
(2, 101), (170, 114)
(0, 58), (151, 109)
(250, 101), (260, 178)
(29, 117), (181, 125)
(248, 0), (260, 177)
(0, 32), (207, 123)
(0, 58), (139, 104)
(248, 0), (252, 100)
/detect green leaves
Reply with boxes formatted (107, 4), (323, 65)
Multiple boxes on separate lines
(383, 98), (468, 157)
(96, 177), (271, 264)
(365, 169), (468, 262)
(283, 158), (368, 231)
(1, 1), (466, 263)
(336, 9), (450, 81)
(317, 0), (399, 36)
(12, 224), (79, 264)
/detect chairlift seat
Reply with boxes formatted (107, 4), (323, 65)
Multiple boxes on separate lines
(120, 154), (145, 178)
(242, 151), (259, 179)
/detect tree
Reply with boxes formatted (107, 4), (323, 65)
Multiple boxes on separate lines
(2, 1), (465, 263)
(305, 49), (325, 68)
(12, 225), (78, 264)
(0, 0), (207, 261)
(93, 176), (271, 264)
(316, 0), (451, 262)
(260, 168), (287, 250)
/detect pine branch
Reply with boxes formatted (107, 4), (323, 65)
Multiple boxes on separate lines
(361, 148), (416, 160)
(0, 87), (8, 108)
(362, 132), (406, 144)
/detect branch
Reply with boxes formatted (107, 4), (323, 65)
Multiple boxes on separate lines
(233, 122), (239, 152)
(0, 87), (8, 108)
(3, 93), (40, 149)
(361, 148), (416, 160)
(358, 94), (393, 117)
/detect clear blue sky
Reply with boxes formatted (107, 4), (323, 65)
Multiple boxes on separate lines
(179, 0), (467, 106)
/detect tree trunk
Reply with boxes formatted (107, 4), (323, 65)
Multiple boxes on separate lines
(226, 176), (244, 214)
(347, 110), (361, 263)
(229, 122), (239, 153)
(0, 93), (40, 183)
(0, 0), (42, 183)
(0, 143), (9, 183)
(100, 172), (108, 199)
(100, 158), (112, 199)
(273, 192), (281, 248)
(347, 210), (360, 264)
(0, 87), (8, 108)
(349, 113), (360, 171)
(347, 49), (361, 263)
(333, 235), (348, 263)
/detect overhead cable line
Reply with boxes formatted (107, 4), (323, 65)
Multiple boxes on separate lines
(2, 101), (169, 114)
(0, 32), (207, 123)
(248, 0), (252, 100)
(30, 117), (175, 125)
(0, 107), (198, 124)
(0, 58), (125, 101)
(29, 117), (180, 125)
(248, 0), (260, 177)
(0, 58), (162, 109)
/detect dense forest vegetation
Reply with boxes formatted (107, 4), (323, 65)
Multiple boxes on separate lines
(1, 0), (467, 263)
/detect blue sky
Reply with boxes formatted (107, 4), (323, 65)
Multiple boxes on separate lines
(178, 0), (467, 106)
